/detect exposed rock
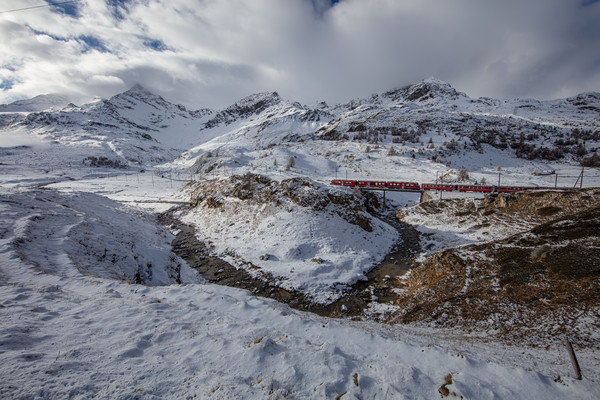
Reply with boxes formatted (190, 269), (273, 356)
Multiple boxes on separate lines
(187, 173), (379, 232)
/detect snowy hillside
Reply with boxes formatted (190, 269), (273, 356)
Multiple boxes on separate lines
(0, 85), (214, 168)
(0, 93), (71, 113)
(178, 174), (398, 303)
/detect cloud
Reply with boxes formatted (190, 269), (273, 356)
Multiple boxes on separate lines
(0, 131), (50, 149)
(0, 0), (599, 108)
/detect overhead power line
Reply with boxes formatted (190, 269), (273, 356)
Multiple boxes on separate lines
(0, 0), (81, 14)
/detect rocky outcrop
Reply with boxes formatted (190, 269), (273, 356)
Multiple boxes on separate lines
(188, 173), (381, 232)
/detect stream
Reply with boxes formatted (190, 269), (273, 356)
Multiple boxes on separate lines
(159, 208), (421, 319)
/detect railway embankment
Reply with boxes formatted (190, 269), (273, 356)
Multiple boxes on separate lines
(160, 208), (421, 318)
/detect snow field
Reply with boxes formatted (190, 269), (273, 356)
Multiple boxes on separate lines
(2, 183), (598, 398)
(1, 189), (198, 285)
(2, 237), (598, 399)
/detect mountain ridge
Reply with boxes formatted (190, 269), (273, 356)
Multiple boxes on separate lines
(1, 78), (599, 173)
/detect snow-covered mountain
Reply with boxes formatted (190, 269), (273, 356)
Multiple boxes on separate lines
(0, 93), (72, 112)
(2, 78), (598, 173)
(0, 85), (214, 166)
(316, 77), (600, 165)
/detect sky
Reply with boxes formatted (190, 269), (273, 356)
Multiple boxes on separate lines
(1, 0), (599, 109)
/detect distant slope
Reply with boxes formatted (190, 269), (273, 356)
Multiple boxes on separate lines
(0, 85), (214, 167)
(0, 93), (72, 113)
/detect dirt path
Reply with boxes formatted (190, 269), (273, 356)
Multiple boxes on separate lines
(159, 208), (420, 318)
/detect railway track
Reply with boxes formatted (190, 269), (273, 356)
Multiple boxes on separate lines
(330, 179), (576, 194)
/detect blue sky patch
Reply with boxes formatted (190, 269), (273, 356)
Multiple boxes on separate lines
(78, 35), (110, 53)
(0, 79), (14, 91)
(143, 39), (169, 52)
(106, 0), (133, 21)
(44, 0), (81, 18)
(27, 26), (69, 42)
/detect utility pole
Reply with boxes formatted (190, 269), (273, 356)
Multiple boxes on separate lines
(574, 167), (585, 189)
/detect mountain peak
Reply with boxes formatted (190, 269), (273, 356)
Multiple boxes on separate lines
(383, 78), (466, 102)
(106, 84), (172, 112)
(121, 84), (157, 98)
(232, 91), (281, 108)
(405, 78), (465, 102)
(422, 76), (451, 86)
(203, 91), (282, 128)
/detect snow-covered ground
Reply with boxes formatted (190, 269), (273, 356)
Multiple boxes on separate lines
(2, 178), (600, 398)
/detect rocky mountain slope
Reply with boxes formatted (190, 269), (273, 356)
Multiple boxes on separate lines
(317, 78), (600, 167)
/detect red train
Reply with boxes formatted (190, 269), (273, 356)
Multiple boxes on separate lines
(330, 180), (421, 191)
(330, 179), (575, 193)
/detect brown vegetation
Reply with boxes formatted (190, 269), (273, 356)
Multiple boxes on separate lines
(389, 189), (600, 349)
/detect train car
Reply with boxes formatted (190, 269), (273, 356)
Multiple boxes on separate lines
(422, 183), (456, 191)
(331, 179), (579, 193)
(458, 184), (494, 193)
(368, 181), (387, 188)
(386, 181), (405, 190)
(497, 186), (526, 193)
(403, 182), (421, 191)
